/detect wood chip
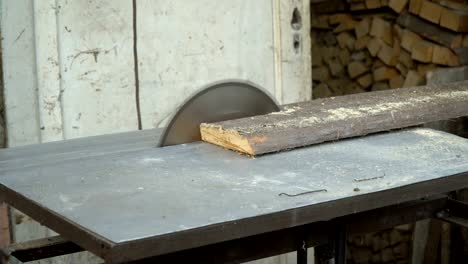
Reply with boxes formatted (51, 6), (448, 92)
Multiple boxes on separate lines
(357, 73), (374, 88)
(389, 75), (404, 89)
(409, 0), (423, 14)
(373, 66), (399, 81)
(411, 40), (434, 63)
(312, 66), (331, 82)
(432, 45), (460, 66)
(389, 0), (409, 13)
(401, 29), (422, 52)
(355, 18), (371, 38)
(440, 8), (468, 32)
(367, 37), (383, 57)
(348, 61), (370, 78)
(419, 0), (444, 24)
(370, 17), (393, 45)
(378, 42), (399, 66)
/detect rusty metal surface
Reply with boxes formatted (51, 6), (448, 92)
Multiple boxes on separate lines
(0, 128), (468, 262)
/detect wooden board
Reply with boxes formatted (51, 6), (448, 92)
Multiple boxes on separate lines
(201, 81), (468, 155)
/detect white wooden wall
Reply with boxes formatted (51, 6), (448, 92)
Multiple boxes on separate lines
(2, 0), (311, 263)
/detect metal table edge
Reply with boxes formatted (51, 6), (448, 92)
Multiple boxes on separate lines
(106, 171), (468, 263)
(0, 185), (117, 260)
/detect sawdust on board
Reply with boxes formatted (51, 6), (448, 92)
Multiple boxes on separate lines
(237, 89), (468, 133)
(270, 106), (301, 116)
(326, 108), (362, 120)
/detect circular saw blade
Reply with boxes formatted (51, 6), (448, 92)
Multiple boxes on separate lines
(158, 80), (280, 147)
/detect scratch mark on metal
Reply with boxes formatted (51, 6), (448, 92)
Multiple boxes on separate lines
(354, 174), (385, 182)
(278, 189), (327, 197)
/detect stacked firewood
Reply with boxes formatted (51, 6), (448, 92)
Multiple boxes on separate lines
(347, 225), (413, 264)
(311, 0), (468, 98)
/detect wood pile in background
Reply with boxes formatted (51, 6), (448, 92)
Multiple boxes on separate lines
(347, 225), (413, 264)
(311, 1), (468, 263)
(311, 0), (468, 98)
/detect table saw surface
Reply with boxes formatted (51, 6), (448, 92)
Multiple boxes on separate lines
(1, 128), (468, 262)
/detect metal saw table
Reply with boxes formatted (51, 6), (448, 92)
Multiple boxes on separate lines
(1, 128), (468, 263)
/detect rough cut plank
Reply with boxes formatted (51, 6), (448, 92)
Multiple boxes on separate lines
(201, 81), (468, 155)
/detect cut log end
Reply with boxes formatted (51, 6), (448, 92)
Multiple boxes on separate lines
(200, 124), (255, 156)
